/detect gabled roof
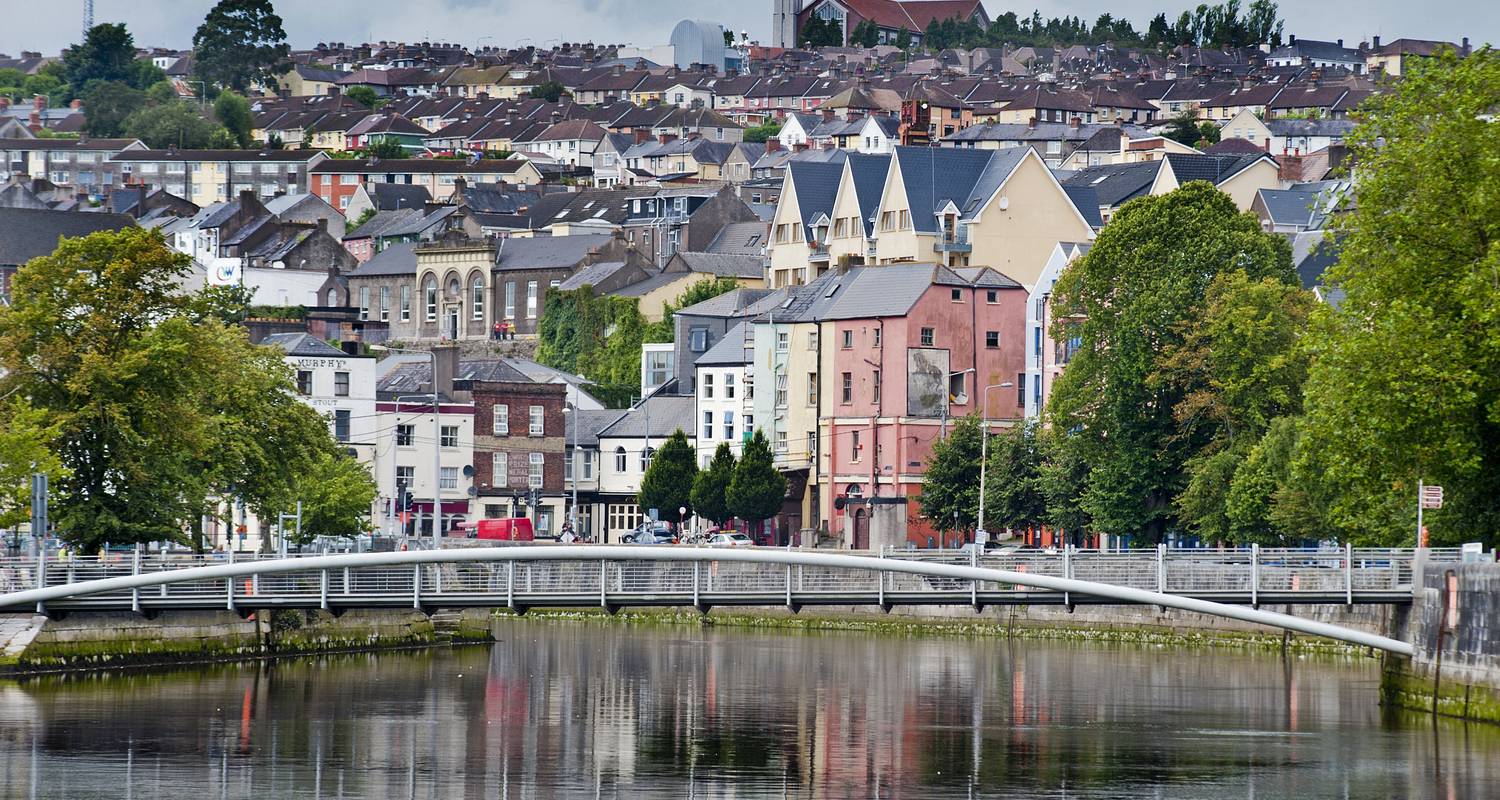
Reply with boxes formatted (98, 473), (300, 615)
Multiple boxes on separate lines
(845, 152), (891, 237)
(786, 161), (844, 238)
(676, 287), (779, 318)
(704, 221), (769, 255)
(558, 260), (631, 290)
(891, 145), (1023, 232)
(263, 332), (350, 357)
(0, 208), (137, 266)
(366, 182), (433, 211)
(1163, 152), (1272, 185)
(493, 232), (614, 271)
(349, 242), (418, 276)
(671, 251), (763, 279)
(1058, 161), (1159, 208)
(597, 394), (697, 440)
(697, 322), (754, 367)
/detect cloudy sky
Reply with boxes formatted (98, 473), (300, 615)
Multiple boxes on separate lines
(3, 0), (1494, 57)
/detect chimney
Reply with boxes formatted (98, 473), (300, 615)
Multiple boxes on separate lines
(328, 86), (341, 96)
(32, 94), (45, 110)
(634, 127), (650, 144)
(506, 107), (519, 122)
(1336, 39), (1343, 48)
(821, 108), (834, 122)
(1289, 34), (1296, 45)
(794, 142), (808, 152)
(1027, 116), (1037, 129)
(765, 137), (780, 152)
(550, 110), (561, 124)
(432, 343), (460, 397)
(1372, 35), (1381, 50)
(658, 132), (677, 144)
(453, 177), (467, 195)
(613, 63), (624, 77)
(1462, 37), (1470, 55)
(1068, 116), (1080, 129)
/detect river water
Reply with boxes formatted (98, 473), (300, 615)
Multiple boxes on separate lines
(0, 620), (1496, 799)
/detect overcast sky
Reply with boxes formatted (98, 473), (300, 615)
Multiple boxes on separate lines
(3, 1), (1494, 58)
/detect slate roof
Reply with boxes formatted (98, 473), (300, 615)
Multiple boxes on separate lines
(0, 208), (136, 266)
(696, 322), (754, 367)
(846, 153), (891, 236)
(676, 287), (778, 319)
(1264, 118), (1357, 137)
(367, 182), (433, 211)
(704, 221), (769, 255)
(1292, 230), (1341, 291)
(892, 145), (1025, 231)
(597, 394), (697, 440)
(1163, 152), (1271, 185)
(262, 332), (349, 357)
(1060, 185), (1104, 228)
(349, 242), (418, 276)
(493, 233), (614, 271)
(1057, 161), (1160, 208)
(558, 261), (631, 290)
(567, 409), (627, 448)
(311, 158), (532, 175)
(614, 271), (693, 297)
(1258, 188), (1321, 228)
(672, 252), (763, 280)
(786, 161), (844, 238)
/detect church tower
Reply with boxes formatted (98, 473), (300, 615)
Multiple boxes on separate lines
(772, 0), (800, 49)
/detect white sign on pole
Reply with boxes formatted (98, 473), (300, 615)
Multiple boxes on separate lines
(1420, 485), (1444, 509)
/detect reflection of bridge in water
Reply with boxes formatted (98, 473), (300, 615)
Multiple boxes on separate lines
(0, 546), (1460, 655)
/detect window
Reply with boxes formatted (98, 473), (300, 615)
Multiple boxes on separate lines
(334, 371), (350, 397)
(493, 404), (509, 435)
(807, 430), (817, 459)
(440, 425), (459, 448)
(492, 452), (510, 487)
(775, 372), (788, 408)
(986, 331), (1000, 348)
(873, 327), (881, 347)
(424, 277), (437, 322)
(504, 282), (516, 319)
(471, 275), (484, 319)
(702, 373), (714, 399)
(723, 411), (734, 440)
(614, 446), (627, 473)
(327, 288), (337, 306)
(1033, 326), (1043, 359)
(841, 330), (853, 349)
(920, 327), (935, 347)
(775, 332), (789, 352)
(581, 450), (594, 480)
(396, 465), (414, 488)
(526, 281), (538, 318)
(841, 372), (852, 404)
(396, 424), (415, 447)
(743, 414), (753, 436)
(951, 288), (963, 302)
(439, 467), (459, 490)
(564, 449), (573, 480)
(949, 372), (968, 404)
(529, 453), (544, 488)
(380, 286), (390, 321)
(1017, 373), (1026, 406)
(703, 411), (714, 439)
(296, 370), (312, 395)
(689, 327), (709, 352)
(400, 284), (411, 321)
(529, 405), (544, 436)
(872, 370), (881, 404)
(807, 331), (818, 351)
(334, 410), (351, 442)
(808, 372), (819, 406)
(986, 289), (998, 304)
(851, 430), (861, 461)
(640, 447), (655, 471)
(359, 287), (370, 320)
(775, 430), (788, 453)
(724, 373), (735, 399)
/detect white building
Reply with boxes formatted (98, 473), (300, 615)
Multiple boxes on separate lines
(374, 348), (477, 536)
(593, 393), (696, 541)
(693, 322), (755, 466)
(1025, 242), (1090, 419)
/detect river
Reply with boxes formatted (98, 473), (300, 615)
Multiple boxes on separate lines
(0, 619), (1496, 798)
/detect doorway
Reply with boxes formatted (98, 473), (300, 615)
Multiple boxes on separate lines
(852, 508), (869, 550)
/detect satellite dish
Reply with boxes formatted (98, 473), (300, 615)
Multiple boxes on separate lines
(462, 464), (475, 477)
(467, 486), (478, 497)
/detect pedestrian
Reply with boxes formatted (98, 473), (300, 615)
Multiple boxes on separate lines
(492, 320), (503, 341)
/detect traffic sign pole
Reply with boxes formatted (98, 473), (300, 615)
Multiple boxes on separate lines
(1417, 479), (1423, 548)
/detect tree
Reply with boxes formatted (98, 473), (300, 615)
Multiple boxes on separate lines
(64, 24), (150, 92)
(214, 90), (253, 147)
(643, 277), (739, 341)
(849, 20), (879, 48)
(124, 101), (224, 149)
(639, 429), (697, 523)
(1293, 48), (1500, 548)
(529, 81), (566, 102)
(1039, 429), (1092, 535)
(1155, 271), (1314, 543)
(741, 120), (782, 144)
(1046, 182), (1293, 543)
(982, 421), (1047, 534)
(344, 85), (381, 109)
(0, 228), (335, 551)
(799, 15), (843, 48)
(919, 415), (985, 535)
(1224, 416), (1309, 544)
(1145, 13), (1172, 47)
(895, 28), (913, 51)
(0, 399), (67, 530)
(1164, 111), (1206, 146)
(270, 451), (377, 545)
(362, 138), (407, 159)
(691, 442), (737, 526)
(727, 430), (786, 524)
(192, 0), (290, 93)
(81, 81), (146, 138)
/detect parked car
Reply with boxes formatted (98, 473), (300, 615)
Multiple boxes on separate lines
(624, 521), (676, 544)
(707, 532), (753, 548)
(457, 518), (535, 542)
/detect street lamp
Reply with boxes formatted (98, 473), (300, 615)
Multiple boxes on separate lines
(975, 381), (1015, 545)
(370, 345), (441, 547)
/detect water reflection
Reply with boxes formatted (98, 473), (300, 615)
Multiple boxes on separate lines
(0, 621), (1496, 798)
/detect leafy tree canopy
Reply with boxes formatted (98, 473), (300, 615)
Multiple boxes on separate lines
(65, 24), (161, 94)
(344, 85), (382, 109)
(528, 81), (567, 102)
(193, 0), (290, 93)
(982, 420), (1047, 534)
(214, 90), (254, 147)
(0, 399), (67, 530)
(919, 415), (985, 534)
(639, 429), (698, 523)
(272, 451), (377, 545)
(81, 81), (146, 138)
(740, 120), (782, 144)
(123, 101), (225, 149)
(691, 442), (737, 525)
(727, 430), (786, 522)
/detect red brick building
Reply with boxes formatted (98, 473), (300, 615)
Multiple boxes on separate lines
(469, 370), (568, 536)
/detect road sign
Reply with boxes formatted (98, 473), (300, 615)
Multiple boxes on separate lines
(1420, 485), (1444, 509)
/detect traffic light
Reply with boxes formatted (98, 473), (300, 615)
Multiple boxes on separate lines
(399, 488), (414, 511)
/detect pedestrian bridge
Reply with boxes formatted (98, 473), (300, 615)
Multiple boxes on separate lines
(0, 546), (1457, 655)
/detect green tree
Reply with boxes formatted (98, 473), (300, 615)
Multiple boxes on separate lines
(919, 415), (984, 535)
(1224, 416), (1309, 544)
(691, 442), (737, 526)
(361, 137), (407, 159)
(1155, 272), (1314, 543)
(800, 15), (843, 48)
(0, 228), (334, 551)
(1164, 111), (1207, 146)
(1046, 182), (1293, 543)
(639, 429), (697, 523)
(192, 0), (290, 93)
(643, 277), (739, 341)
(895, 28), (913, 51)
(81, 81), (146, 137)
(528, 81), (566, 102)
(740, 120), (782, 144)
(727, 430), (786, 523)
(536, 289), (648, 407)
(64, 24), (147, 91)
(1294, 48), (1500, 547)
(344, 85), (382, 109)
(0, 399), (67, 530)
(123, 101), (224, 149)
(146, 79), (179, 104)
(1038, 429), (1092, 535)
(269, 451), (377, 545)
(981, 421), (1047, 534)
(214, 90), (253, 147)
(849, 20), (879, 48)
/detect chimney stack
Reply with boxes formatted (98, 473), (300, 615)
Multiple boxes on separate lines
(1372, 35), (1381, 50)
(765, 137), (780, 152)
(1068, 116), (1080, 129)
(432, 343), (460, 397)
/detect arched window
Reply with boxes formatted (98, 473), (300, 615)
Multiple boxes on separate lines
(614, 446), (627, 473)
(423, 276), (437, 322)
(471, 275), (485, 319)
(326, 288), (336, 306)
(639, 447), (655, 472)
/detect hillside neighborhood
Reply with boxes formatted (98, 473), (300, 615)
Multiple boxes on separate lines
(0, 0), (1485, 553)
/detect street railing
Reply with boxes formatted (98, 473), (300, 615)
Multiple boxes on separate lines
(0, 546), (1461, 610)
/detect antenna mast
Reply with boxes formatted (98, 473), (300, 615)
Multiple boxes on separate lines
(82, 0), (94, 38)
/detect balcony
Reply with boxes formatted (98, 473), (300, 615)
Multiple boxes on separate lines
(808, 241), (830, 263)
(935, 224), (971, 253)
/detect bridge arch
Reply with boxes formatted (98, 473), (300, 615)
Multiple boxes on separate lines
(0, 547), (1413, 655)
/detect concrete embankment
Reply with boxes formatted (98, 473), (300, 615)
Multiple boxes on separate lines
(0, 608), (493, 675)
(1381, 561), (1500, 724)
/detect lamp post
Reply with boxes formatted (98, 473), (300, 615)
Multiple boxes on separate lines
(372, 345), (441, 547)
(975, 381), (1015, 546)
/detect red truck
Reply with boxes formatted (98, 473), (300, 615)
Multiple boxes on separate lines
(454, 518), (535, 542)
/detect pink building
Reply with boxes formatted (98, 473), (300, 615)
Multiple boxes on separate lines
(812, 265), (1028, 549)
